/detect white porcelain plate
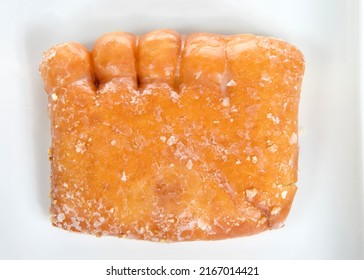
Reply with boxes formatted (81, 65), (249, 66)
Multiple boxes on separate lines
(0, 0), (362, 259)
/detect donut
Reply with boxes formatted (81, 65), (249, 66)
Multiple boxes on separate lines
(39, 30), (304, 241)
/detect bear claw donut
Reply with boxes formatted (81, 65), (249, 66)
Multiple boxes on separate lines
(39, 30), (304, 241)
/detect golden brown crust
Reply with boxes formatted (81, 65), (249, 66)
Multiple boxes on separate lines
(39, 30), (305, 241)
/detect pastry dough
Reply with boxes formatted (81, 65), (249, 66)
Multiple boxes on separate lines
(40, 30), (304, 241)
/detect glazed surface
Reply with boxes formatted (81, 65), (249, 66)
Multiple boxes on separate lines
(40, 30), (304, 241)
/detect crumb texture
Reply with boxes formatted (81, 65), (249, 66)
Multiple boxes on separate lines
(39, 30), (305, 241)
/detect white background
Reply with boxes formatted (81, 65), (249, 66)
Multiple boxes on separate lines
(0, 0), (362, 259)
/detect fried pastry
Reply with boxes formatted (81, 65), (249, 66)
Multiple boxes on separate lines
(39, 30), (305, 241)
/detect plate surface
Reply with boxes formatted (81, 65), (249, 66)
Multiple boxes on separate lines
(0, 0), (362, 259)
